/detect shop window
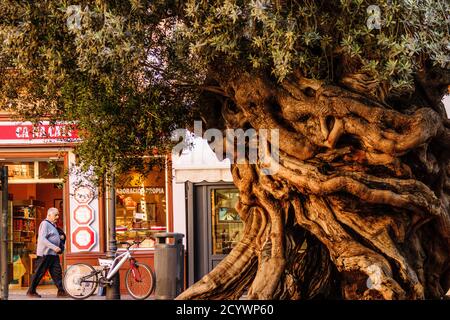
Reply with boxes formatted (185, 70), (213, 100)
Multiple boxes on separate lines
(211, 188), (243, 255)
(4, 162), (34, 179)
(115, 167), (167, 249)
(38, 161), (64, 179)
(1, 160), (64, 182)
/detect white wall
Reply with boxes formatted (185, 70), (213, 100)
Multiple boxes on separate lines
(172, 182), (186, 246)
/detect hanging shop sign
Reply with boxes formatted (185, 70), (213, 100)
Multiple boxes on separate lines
(68, 152), (100, 253)
(71, 186), (97, 252)
(73, 186), (94, 204)
(73, 205), (94, 225)
(72, 226), (96, 251)
(0, 121), (79, 145)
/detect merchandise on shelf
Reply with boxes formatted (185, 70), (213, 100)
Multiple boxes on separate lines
(11, 200), (45, 287)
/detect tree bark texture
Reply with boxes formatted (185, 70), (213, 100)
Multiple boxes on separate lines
(177, 70), (450, 300)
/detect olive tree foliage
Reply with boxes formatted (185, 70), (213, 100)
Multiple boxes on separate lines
(177, 0), (448, 92)
(1, 0), (449, 299)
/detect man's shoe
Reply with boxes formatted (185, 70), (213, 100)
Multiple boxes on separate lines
(26, 292), (42, 298)
(57, 290), (69, 298)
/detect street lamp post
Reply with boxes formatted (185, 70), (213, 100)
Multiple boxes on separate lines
(0, 166), (9, 300)
(106, 169), (120, 300)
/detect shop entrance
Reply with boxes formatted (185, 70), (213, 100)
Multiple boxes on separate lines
(186, 182), (244, 286)
(0, 158), (66, 291)
(8, 183), (64, 289)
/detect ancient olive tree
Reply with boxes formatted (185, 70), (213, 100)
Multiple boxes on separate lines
(175, 0), (450, 300)
(1, 1), (449, 299)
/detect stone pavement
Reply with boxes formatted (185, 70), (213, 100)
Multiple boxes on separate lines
(7, 285), (139, 300)
(6, 285), (450, 300)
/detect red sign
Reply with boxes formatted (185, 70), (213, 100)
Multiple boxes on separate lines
(73, 205), (94, 225)
(72, 226), (96, 251)
(0, 121), (79, 144)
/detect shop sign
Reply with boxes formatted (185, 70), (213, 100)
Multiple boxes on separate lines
(73, 205), (94, 225)
(73, 186), (94, 204)
(116, 187), (165, 195)
(72, 226), (96, 251)
(0, 121), (79, 144)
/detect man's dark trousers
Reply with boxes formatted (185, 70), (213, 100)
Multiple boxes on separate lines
(27, 255), (64, 293)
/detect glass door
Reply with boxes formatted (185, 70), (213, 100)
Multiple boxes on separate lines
(189, 183), (243, 284)
(210, 188), (243, 255)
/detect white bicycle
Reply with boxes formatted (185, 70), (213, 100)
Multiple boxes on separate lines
(63, 240), (155, 300)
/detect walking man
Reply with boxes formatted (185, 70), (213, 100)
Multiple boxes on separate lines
(26, 207), (68, 298)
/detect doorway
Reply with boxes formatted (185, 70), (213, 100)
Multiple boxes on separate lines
(8, 183), (64, 289)
(186, 182), (243, 286)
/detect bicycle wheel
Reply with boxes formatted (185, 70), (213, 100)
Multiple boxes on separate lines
(63, 263), (98, 299)
(125, 262), (155, 300)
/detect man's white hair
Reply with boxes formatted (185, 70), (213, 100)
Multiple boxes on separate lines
(47, 207), (59, 217)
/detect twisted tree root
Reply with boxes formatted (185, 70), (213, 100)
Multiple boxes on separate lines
(178, 71), (449, 300)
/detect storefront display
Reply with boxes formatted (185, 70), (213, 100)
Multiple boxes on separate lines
(116, 167), (167, 249)
(6, 162), (34, 179)
(4, 160), (64, 181)
(10, 200), (44, 286)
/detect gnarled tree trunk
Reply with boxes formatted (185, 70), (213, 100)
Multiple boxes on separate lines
(177, 70), (450, 300)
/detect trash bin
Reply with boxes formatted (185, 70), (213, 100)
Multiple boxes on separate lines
(154, 232), (184, 300)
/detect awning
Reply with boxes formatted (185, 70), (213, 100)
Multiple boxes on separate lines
(172, 135), (234, 183)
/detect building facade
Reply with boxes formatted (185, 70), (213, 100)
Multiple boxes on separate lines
(0, 114), (173, 293)
(1, 115), (254, 295)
